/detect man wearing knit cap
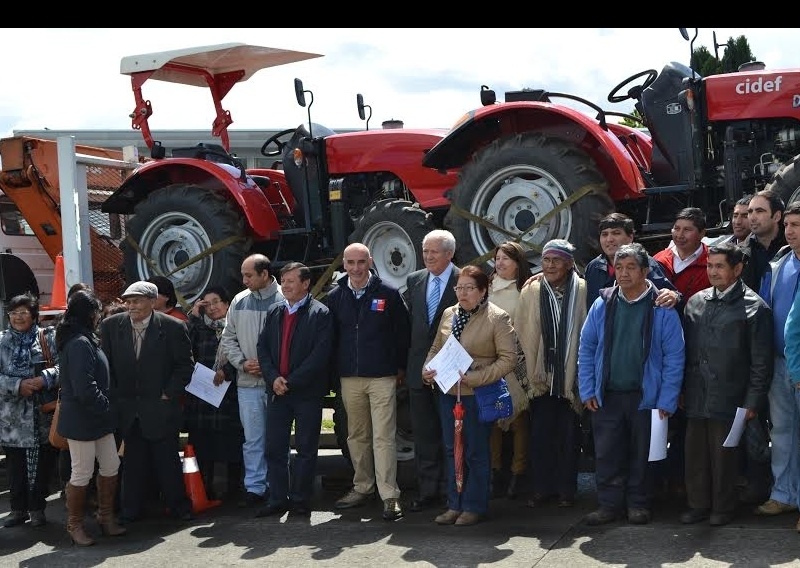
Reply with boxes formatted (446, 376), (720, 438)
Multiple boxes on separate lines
(100, 280), (195, 523)
(516, 239), (587, 509)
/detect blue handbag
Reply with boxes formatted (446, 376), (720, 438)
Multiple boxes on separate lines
(473, 378), (513, 423)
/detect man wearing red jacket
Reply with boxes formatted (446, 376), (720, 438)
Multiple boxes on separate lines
(653, 207), (710, 306)
(653, 206), (711, 501)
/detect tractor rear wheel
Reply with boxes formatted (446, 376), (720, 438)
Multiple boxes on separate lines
(444, 133), (614, 273)
(123, 184), (250, 304)
(765, 153), (800, 206)
(349, 199), (436, 292)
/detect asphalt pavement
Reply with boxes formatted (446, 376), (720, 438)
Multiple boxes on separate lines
(1, 450), (799, 567)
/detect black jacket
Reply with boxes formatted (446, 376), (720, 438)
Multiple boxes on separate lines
(740, 231), (787, 292)
(325, 273), (410, 379)
(682, 279), (774, 420)
(101, 311), (194, 440)
(57, 331), (116, 442)
(403, 266), (461, 388)
(257, 296), (333, 400)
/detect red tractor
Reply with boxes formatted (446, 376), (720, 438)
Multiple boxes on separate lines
(102, 42), (458, 301)
(423, 28), (800, 268)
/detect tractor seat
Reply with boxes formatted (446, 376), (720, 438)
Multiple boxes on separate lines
(250, 174), (271, 188)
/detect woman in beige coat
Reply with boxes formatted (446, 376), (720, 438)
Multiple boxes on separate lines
(422, 266), (516, 526)
(488, 242), (531, 499)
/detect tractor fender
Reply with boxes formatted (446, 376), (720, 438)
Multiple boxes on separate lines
(101, 158), (281, 239)
(423, 103), (645, 201)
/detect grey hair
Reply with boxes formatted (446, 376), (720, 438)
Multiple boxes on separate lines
(613, 242), (649, 269)
(423, 229), (456, 254)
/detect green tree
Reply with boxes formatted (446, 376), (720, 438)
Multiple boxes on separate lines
(619, 108), (644, 128)
(719, 35), (756, 73)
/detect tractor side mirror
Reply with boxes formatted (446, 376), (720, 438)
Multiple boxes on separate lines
(294, 78), (306, 108)
(356, 94), (372, 131)
(357, 94), (366, 120)
(480, 85), (496, 106)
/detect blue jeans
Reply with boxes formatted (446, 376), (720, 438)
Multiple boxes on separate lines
(767, 356), (800, 507)
(438, 393), (492, 516)
(237, 386), (269, 496)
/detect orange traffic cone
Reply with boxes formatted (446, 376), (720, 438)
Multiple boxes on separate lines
(41, 253), (66, 312)
(182, 444), (221, 514)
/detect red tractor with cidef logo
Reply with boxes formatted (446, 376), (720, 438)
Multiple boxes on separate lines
(101, 42), (458, 302)
(422, 27), (800, 269)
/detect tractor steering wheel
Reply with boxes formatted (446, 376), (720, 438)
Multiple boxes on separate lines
(260, 128), (297, 157)
(607, 69), (658, 103)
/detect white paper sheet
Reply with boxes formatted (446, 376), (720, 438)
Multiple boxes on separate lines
(426, 334), (474, 393)
(185, 362), (230, 409)
(648, 409), (669, 461)
(723, 407), (748, 448)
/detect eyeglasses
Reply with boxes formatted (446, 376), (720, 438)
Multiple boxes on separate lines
(453, 285), (478, 293)
(8, 310), (32, 317)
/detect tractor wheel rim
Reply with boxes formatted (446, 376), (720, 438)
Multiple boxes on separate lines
(362, 220), (415, 290)
(469, 164), (572, 268)
(136, 211), (213, 301)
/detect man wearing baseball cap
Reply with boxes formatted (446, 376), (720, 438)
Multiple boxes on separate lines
(100, 281), (195, 523)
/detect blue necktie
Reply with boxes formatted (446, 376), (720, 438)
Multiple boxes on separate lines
(427, 276), (441, 325)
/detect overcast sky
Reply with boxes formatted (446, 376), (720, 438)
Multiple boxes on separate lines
(2, 28), (798, 140)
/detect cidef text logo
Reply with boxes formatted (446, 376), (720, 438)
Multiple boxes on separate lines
(735, 76), (783, 94)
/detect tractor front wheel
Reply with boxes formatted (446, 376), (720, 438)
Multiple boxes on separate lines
(765, 153), (800, 206)
(349, 199), (436, 292)
(123, 184), (250, 304)
(444, 132), (614, 273)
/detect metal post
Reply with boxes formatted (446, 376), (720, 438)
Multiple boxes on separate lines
(57, 136), (94, 290)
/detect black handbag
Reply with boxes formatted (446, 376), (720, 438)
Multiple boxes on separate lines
(36, 328), (59, 413)
(473, 378), (513, 423)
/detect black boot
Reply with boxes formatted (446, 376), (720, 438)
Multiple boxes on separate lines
(226, 462), (243, 500)
(507, 474), (522, 500)
(491, 469), (507, 499)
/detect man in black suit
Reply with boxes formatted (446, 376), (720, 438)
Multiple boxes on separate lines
(403, 229), (460, 512)
(100, 281), (194, 523)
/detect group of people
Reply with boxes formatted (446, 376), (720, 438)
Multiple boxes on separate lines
(392, 190), (800, 532)
(3, 185), (800, 539)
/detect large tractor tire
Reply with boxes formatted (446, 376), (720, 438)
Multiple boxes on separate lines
(123, 184), (250, 304)
(444, 133), (614, 273)
(765, 153), (800, 206)
(349, 199), (436, 292)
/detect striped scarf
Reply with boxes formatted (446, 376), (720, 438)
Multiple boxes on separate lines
(539, 271), (580, 397)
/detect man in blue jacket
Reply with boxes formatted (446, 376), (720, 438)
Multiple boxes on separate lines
(254, 262), (333, 518)
(326, 243), (411, 521)
(757, 200), (800, 528)
(578, 243), (685, 526)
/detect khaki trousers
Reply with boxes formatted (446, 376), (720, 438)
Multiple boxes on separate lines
(341, 376), (401, 500)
